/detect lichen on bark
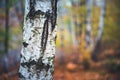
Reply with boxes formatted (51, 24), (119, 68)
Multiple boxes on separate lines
(19, 0), (58, 80)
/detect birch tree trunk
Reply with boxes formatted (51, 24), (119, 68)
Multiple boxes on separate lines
(91, 0), (106, 61)
(19, 0), (57, 80)
(85, 0), (93, 49)
(97, 0), (106, 42)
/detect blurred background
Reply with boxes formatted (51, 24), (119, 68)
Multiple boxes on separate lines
(0, 0), (120, 80)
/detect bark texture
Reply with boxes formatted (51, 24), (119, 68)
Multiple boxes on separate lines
(19, 0), (57, 80)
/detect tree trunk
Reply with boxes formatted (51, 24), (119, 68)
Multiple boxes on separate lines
(85, 0), (93, 49)
(19, 0), (57, 80)
(5, 0), (9, 54)
(97, 0), (106, 41)
(91, 0), (106, 61)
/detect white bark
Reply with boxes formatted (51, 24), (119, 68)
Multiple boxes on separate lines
(86, 0), (93, 48)
(97, 0), (106, 41)
(91, 0), (106, 61)
(19, 0), (57, 80)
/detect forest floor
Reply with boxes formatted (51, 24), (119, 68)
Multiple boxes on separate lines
(53, 48), (120, 80)
(54, 55), (120, 80)
(0, 47), (120, 80)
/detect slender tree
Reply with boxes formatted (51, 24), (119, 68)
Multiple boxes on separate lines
(5, 0), (9, 54)
(72, 0), (81, 45)
(96, 0), (106, 43)
(19, 0), (58, 80)
(92, 0), (106, 61)
(85, 0), (93, 49)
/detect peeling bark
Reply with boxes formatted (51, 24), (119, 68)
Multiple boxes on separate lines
(19, 0), (57, 80)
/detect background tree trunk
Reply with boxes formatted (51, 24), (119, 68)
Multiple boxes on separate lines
(5, 0), (9, 54)
(19, 0), (57, 80)
(91, 0), (106, 61)
(97, 0), (106, 42)
(85, 0), (93, 49)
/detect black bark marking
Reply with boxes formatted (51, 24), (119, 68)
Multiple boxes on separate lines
(27, 0), (36, 19)
(37, 59), (51, 72)
(51, 0), (58, 31)
(21, 60), (37, 68)
(18, 72), (25, 78)
(41, 10), (52, 55)
(21, 60), (51, 72)
(29, 37), (32, 40)
(41, 18), (49, 54)
(55, 35), (57, 43)
(20, 54), (22, 58)
(27, 10), (46, 19)
(23, 42), (29, 47)
(27, 0), (50, 20)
